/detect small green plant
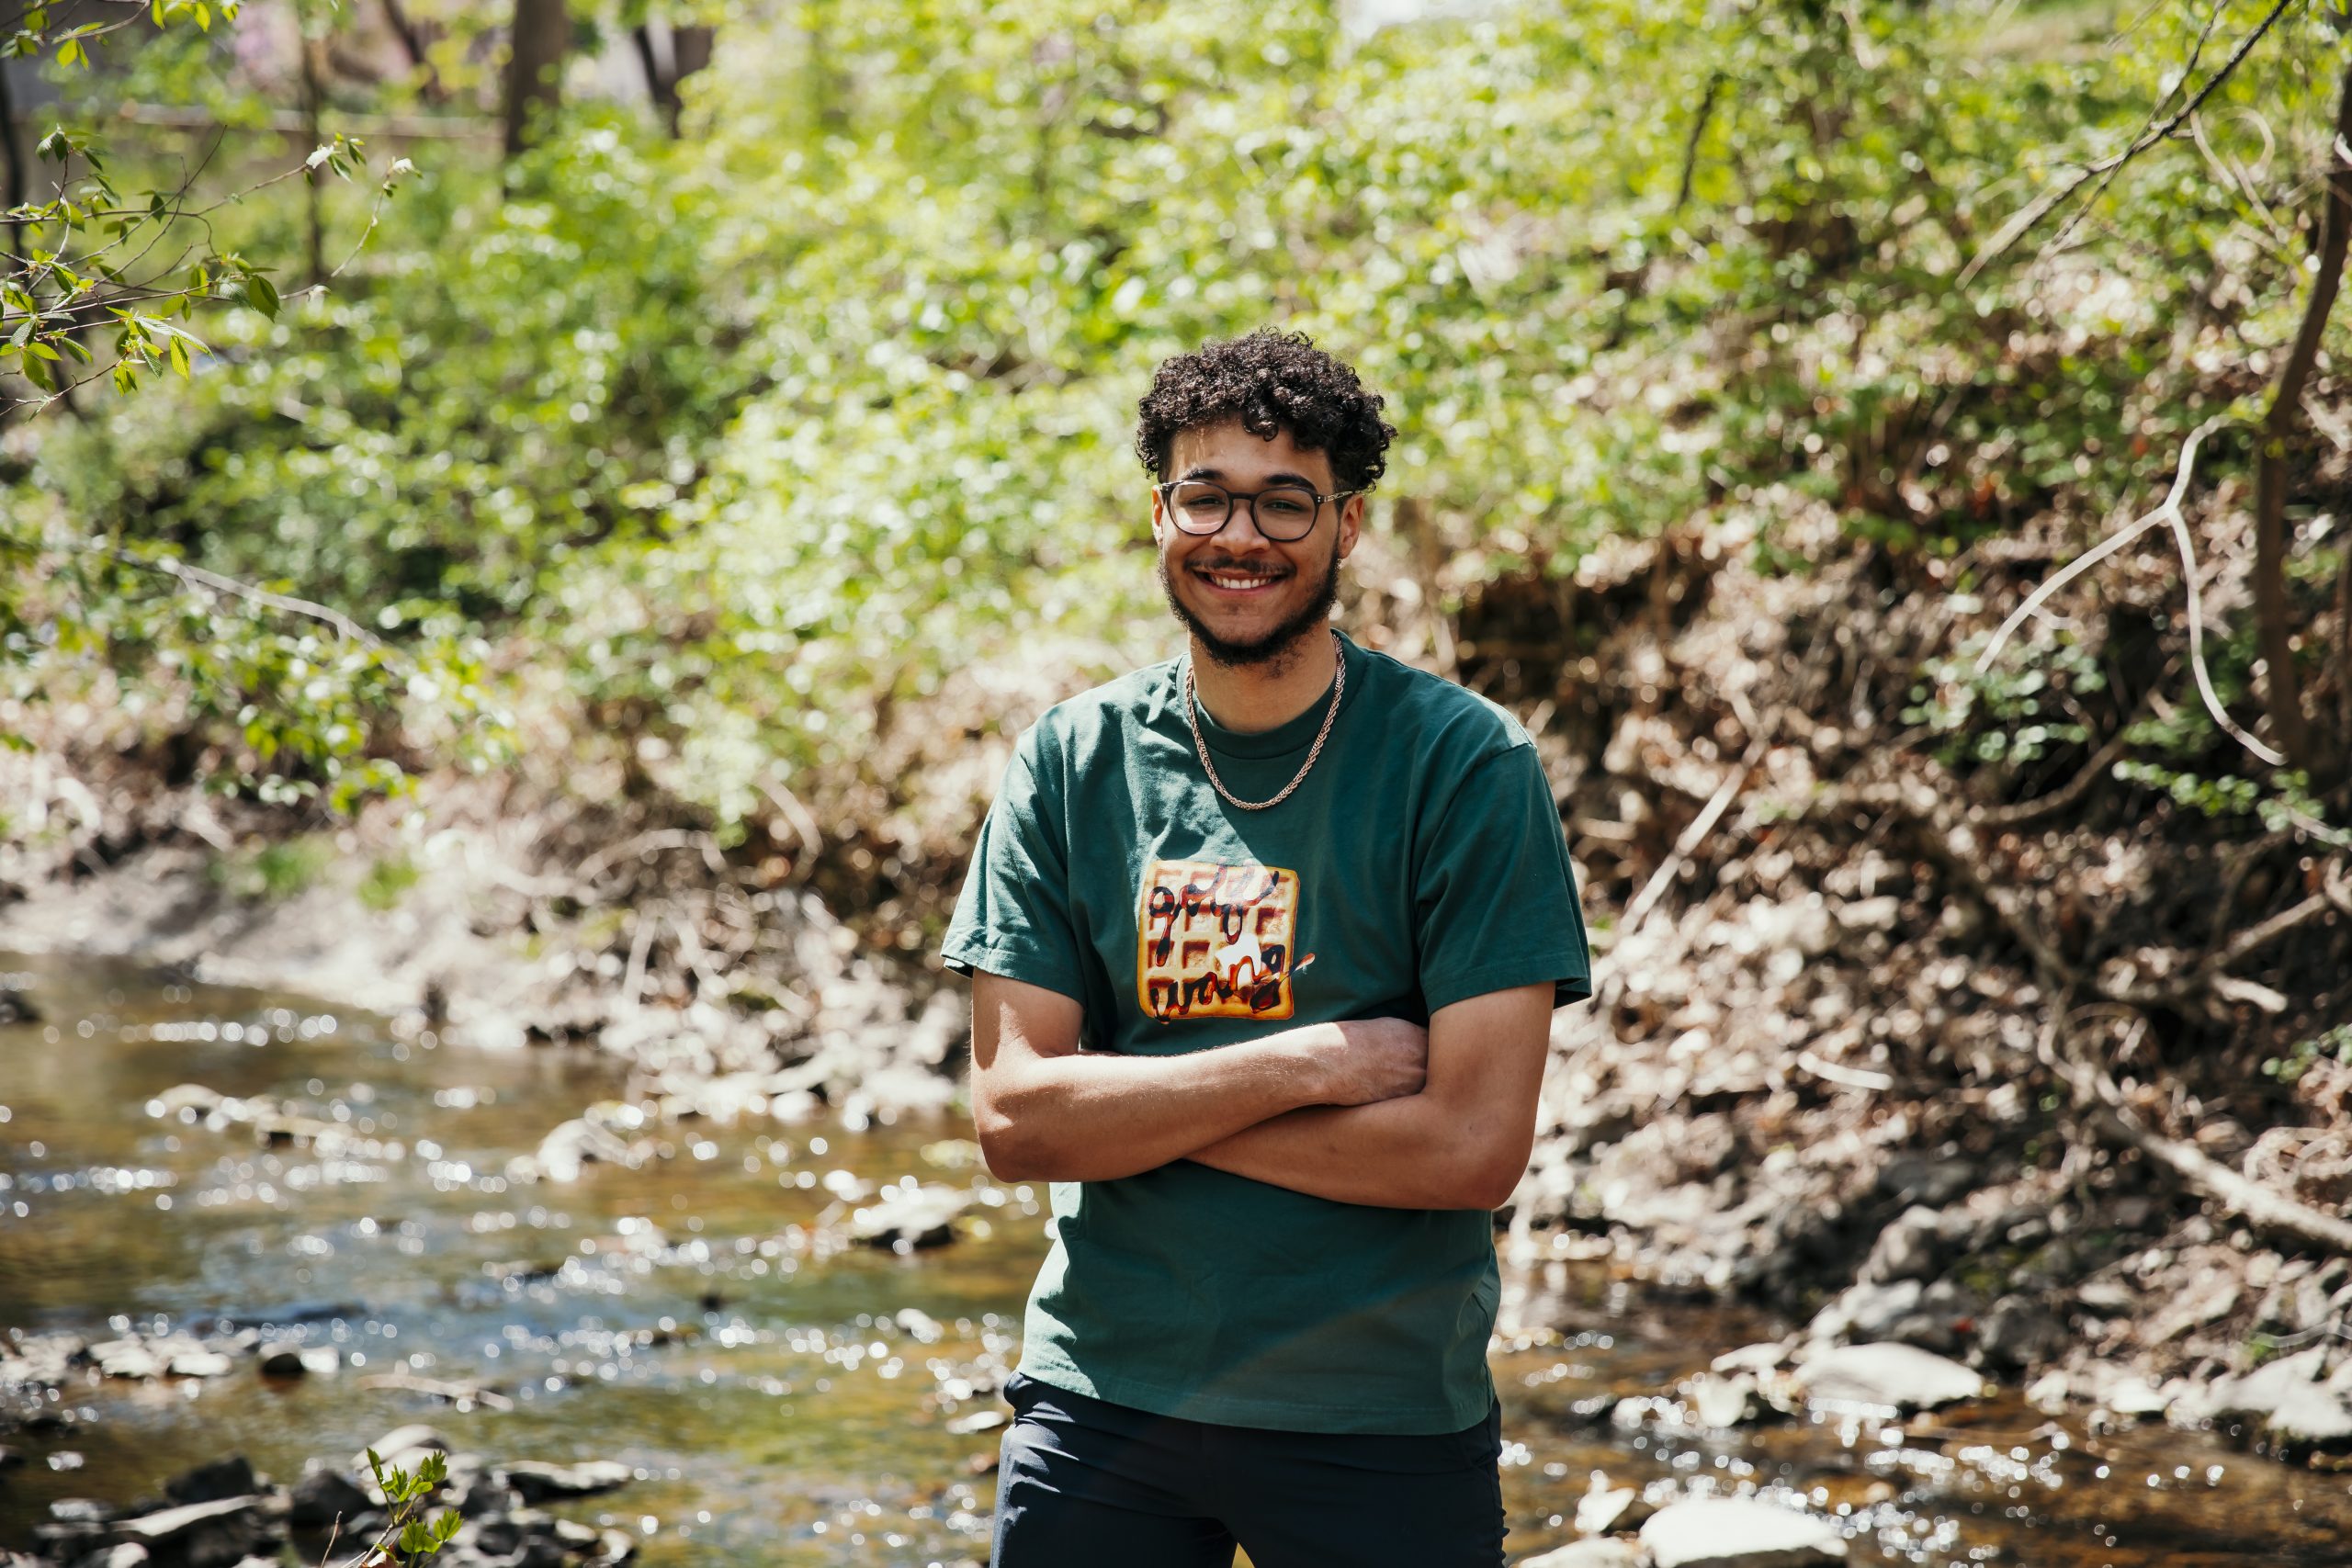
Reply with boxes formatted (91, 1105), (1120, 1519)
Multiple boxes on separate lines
(358, 852), (421, 912)
(2110, 763), (2352, 852)
(212, 838), (335, 900)
(1904, 634), (2102, 768)
(2262, 1025), (2352, 1087)
(339, 1447), (460, 1568)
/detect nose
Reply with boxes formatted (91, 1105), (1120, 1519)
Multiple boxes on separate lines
(1206, 494), (1278, 550)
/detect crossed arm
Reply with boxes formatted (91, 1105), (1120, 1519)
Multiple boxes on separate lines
(967, 972), (1555, 1211)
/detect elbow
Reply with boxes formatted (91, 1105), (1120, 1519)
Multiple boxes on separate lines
(974, 1106), (1040, 1182)
(1454, 1167), (1523, 1213)
(1449, 1143), (1532, 1212)
(974, 1092), (1066, 1182)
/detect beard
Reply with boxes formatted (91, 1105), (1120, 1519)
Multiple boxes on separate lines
(1158, 533), (1343, 671)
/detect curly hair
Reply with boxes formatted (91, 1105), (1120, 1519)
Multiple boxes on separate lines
(1134, 330), (1396, 494)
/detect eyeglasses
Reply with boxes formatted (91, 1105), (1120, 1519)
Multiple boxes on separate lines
(1156, 479), (1363, 543)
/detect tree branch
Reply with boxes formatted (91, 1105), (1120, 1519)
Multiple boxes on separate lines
(1958, 0), (2298, 286)
(103, 548), (381, 646)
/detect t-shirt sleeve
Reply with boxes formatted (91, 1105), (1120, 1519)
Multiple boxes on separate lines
(940, 738), (1089, 1004)
(1414, 739), (1593, 1013)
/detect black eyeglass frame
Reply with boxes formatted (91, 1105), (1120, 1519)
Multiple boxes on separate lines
(1154, 479), (1365, 542)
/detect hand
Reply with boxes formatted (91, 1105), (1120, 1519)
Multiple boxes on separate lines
(1316, 1016), (1428, 1105)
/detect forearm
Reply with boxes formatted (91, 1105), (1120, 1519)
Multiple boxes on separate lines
(978, 1023), (1345, 1183)
(1188, 1092), (1532, 1211)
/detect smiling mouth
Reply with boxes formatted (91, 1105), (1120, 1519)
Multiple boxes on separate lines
(1191, 564), (1291, 593)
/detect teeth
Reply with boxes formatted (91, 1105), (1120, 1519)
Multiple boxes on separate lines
(1204, 571), (1280, 589)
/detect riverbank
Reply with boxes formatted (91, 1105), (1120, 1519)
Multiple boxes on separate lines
(6, 496), (2352, 1549)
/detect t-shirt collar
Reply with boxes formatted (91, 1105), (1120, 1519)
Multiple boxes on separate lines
(1182, 630), (1363, 761)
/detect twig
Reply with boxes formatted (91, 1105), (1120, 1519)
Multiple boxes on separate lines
(356, 1371), (514, 1410)
(1794, 1049), (1894, 1091)
(1619, 726), (1773, 939)
(1958, 0), (2298, 286)
(1675, 73), (1724, 212)
(1975, 665), (2169, 828)
(573, 827), (724, 889)
(1973, 415), (2284, 767)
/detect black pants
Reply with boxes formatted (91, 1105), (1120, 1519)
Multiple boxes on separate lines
(989, 1372), (1507, 1567)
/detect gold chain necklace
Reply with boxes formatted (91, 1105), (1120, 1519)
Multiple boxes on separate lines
(1182, 631), (1346, 811)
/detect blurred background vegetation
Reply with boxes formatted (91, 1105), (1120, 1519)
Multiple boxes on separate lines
(3, 0), (2347, 920)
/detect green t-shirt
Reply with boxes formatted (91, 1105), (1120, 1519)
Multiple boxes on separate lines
(942, 633), (1591, 1434)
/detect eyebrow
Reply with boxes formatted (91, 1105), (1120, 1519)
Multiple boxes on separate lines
(1175, 466), (1328, 488)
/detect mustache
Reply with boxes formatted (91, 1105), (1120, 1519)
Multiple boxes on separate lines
(1187, 559), (1294, 573)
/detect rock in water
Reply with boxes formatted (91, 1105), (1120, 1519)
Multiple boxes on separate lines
(1639, 1498), (1848, 1568)
(497, 1459), (635, 1503)
(1520, 1540), (1645, 1568)
(850, 1184), (971, 1251)
(1574, 1476), (1654, 1536)
(164, 1455), (257, 1505)
(2266, 1384), (2352, 1461)
(112, 1495), (274, 1567)
(1793, 1343), (1986, 1414)
(2176, 1345), (2327, 1427)
(288, 1466), (373, 1530)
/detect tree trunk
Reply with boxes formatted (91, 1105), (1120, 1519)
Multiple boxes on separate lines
(2252, 44), (2352, 773)
(379, 0), (447, 104)
(502, 0), (571, 159)
(632, 17), (715, 137)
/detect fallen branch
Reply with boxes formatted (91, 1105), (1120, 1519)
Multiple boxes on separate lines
(573, 827), (724, 890)
(2041, 1012), (2352, 1255)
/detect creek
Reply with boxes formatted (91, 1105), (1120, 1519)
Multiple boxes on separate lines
(3, 953), (2347, 1567)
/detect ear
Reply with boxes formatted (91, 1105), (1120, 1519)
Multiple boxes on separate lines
(1149, 482), (1168, 546)
(1336, 492), (1365, 562)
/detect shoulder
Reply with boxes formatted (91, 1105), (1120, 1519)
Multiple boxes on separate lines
(1350, 643), (1533, 769)
(1015, 657), (1182, 777)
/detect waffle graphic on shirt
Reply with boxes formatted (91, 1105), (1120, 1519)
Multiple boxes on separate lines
(1136, 858), (1299, 1021)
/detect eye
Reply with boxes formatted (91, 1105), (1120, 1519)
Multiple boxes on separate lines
(1172, 483), (1226, 516)
(1261, 491), (1314, 517)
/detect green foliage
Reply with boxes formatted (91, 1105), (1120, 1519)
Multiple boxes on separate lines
(6, 0), (2348, 830)
(1905, 634), (2103, 768)
(2110, 761), (2352, 849)
(2265, 1023), (2352, 1085)
(358, 851), (422, 911)
(359, 1445), (459, 1567)
(210, 836), (331, 899)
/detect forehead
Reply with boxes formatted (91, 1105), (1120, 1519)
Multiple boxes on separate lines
(1167, 421), (1336, 489)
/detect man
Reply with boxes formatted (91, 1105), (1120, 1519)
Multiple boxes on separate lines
(942, 330), (1590, 1567)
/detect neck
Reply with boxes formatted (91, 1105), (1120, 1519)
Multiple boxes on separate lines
(1188, 627), (1340, 734)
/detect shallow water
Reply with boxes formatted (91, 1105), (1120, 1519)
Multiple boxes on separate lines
(3, 952), (2347, 1566)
